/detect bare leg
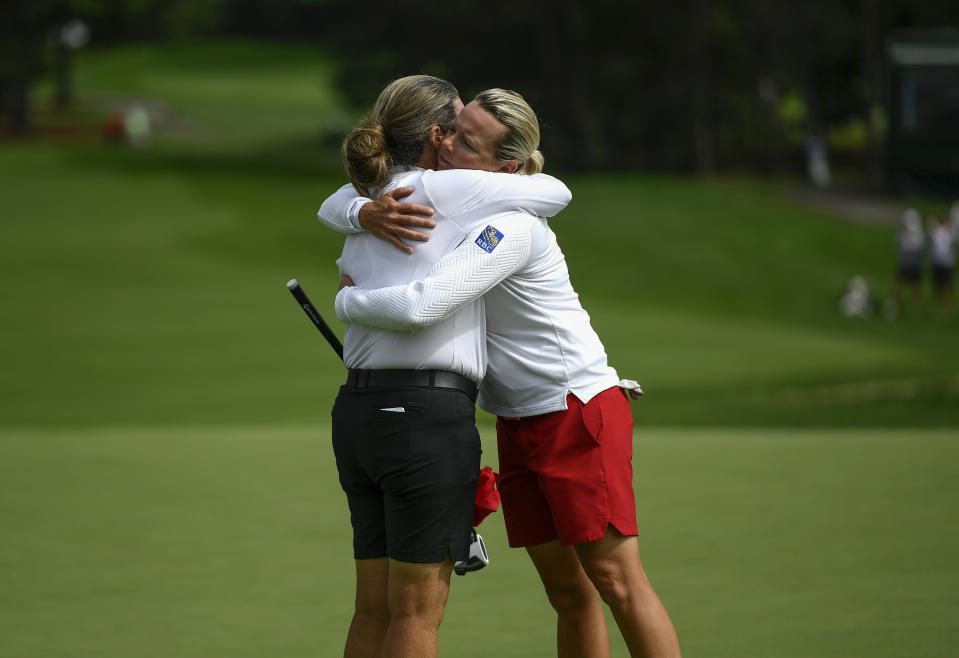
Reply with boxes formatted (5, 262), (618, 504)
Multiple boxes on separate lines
(527, 540), (611, 658)
(381, 558), (453, 658)
(344, 558), (390, 658)
(575, 527), (681, 658)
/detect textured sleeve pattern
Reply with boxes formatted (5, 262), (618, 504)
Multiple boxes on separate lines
(336, 219), (535, 330)
(317, 183), (370, 234)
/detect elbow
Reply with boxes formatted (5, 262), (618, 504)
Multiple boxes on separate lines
(403, 314), (434, 330)
(541, 187), (572, 218)
(389, 307), (439, 330)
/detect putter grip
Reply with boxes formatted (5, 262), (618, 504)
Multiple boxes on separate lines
(287, 279), (344, 361)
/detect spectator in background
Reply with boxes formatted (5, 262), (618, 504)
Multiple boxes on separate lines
(929, 215), (956, 311)
(104, 104), (152, 148)
(123, 105), (152, 148)
(885, 208), (925, 318)
(840, 275), (875, 318)
(803, 135), (830, 188)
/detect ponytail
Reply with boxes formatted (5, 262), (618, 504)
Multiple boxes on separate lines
(343, 118), (389, 197)
(522, 149), (545, 175)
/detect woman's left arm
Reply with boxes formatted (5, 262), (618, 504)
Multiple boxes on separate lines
(423, 170), (571, 222)
(317, 183), (370, 233)
(318, 185), (437, 254)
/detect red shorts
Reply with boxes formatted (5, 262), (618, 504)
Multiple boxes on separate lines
(496, 387), (639, 547)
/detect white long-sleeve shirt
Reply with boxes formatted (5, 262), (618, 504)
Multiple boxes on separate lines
(320, 167), (571, 383)
(335, 213), (622, 417)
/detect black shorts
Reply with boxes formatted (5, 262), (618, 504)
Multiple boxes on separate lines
(331, 385), (481, 563)
(932, 264), (954, 288)
(898, 264), (921, 284)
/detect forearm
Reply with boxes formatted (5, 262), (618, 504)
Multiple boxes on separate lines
(336, 222), (533, 330)
(425, 170), (571, 220)
(317, 183), (369, 233)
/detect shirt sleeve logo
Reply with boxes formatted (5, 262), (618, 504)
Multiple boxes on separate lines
(475, 225), (504, 253)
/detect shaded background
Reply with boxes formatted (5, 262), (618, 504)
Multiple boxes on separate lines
(2, 2), (959, 657)
(5, 1), (959, 181)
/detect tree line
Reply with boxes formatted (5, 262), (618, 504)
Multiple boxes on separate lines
(3, 0), (957, 181)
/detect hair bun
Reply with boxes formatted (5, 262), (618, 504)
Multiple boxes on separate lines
(523, 150), (544, 175)
(342, 117), (390, 196)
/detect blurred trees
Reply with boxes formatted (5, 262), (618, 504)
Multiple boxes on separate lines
(313, 0), (958, 181)
(3, 0), (957, 183)
(0, 0), (227, 135)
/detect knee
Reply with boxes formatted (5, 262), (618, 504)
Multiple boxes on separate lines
(584, 562), (648, 609)
(389, 603), (447, 634)
(541, 573), (601, 614)
(589, 569), (629, 607)
(353, 601), (390, 632)
(389, 588), (449, 629)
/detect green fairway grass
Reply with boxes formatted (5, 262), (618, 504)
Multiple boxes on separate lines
(1, 425), (957, 657)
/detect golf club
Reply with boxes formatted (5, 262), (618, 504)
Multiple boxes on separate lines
(286, 278), (344, 360)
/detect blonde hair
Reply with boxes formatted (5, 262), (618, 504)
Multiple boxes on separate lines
(343, 75), (459, 196)
(474, 88), (544, 175)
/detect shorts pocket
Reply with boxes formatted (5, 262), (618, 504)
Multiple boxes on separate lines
(581, 398), (605, 445)
(373, 401), (424, 417)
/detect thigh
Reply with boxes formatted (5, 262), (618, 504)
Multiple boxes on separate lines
(387, 558), (454, 617)
(375, 389), (481, 564)
(332, 387), (388, 558)
(532, 389), (638, 545)
(354, 557), (390, 617)
(573, 527), (648, 586)
(496, 418), (559, 548)
(526, 540), (595, 594)
(332, 386), (480, 561)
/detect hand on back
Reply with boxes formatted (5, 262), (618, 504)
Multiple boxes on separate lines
(359, 187), (436, 254)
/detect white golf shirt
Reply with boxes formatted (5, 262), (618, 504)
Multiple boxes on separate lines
(930, 223), (956, 267)
(334, 212), (626, 417)
(318, 167), (572, 384)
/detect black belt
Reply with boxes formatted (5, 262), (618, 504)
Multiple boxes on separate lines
(346, 369), (477, 400)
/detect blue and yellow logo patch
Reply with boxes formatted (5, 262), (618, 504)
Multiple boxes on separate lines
(475, 225), (504, 253)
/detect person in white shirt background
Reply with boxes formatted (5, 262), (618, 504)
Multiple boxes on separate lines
(929, 214), (956, 311)
(326, 75), (573, 658)
(323, 89), (681, 658)
(888, 208), (925, 316)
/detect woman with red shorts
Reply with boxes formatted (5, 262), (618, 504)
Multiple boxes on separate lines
(331, 89), (682, 658)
